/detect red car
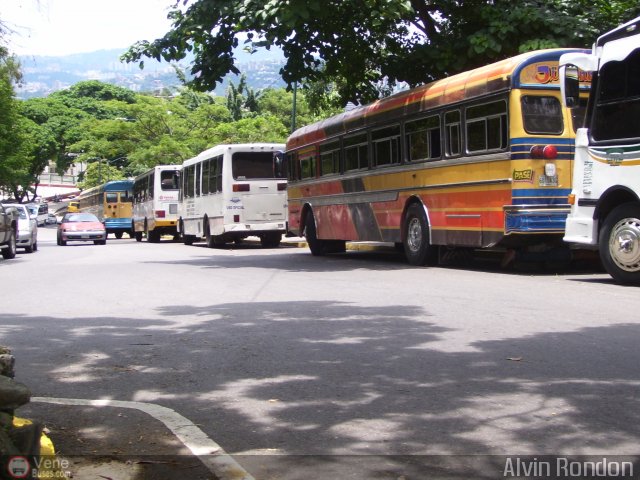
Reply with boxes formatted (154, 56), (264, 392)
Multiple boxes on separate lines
(57, 213), (107, 246)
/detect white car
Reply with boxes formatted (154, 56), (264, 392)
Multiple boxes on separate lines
(1, 204), (37, 253)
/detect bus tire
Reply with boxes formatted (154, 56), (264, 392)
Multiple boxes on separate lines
(204, 220), (216, 248)
(2, 229), (16, 259)
(148, 230), (161, 243)
(403, 203), (436, 266)
(304, 213), (326, 256)
(115, 232), (123, 239)
(260, 232), (281, 248)
(599, 202), (640, 284)
(184, 235), (195, 246)
(135, 231), (143, 242)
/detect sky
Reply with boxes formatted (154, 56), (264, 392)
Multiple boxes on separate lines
(2, 0), (176, 56)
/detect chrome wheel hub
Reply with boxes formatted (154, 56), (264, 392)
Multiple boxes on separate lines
(609, 217), (640, 272)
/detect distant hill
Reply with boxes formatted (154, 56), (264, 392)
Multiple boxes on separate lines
(16, 46), (287, 99)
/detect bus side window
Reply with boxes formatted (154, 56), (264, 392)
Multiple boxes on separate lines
(406, 115), (441, 162)
(216, 156), (223, 192)
(445, 111), (461, 157)
(300, 155), (316, 179)
(372, 125), (400, 167)
(344, 133), (369, 171)
(466, 100), (508, 153)
(195, 163), (201, 197)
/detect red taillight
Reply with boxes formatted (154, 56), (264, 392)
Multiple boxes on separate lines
(277, 182), (287, 191)
(233, 184), (250, 192)
(155, 210), (166, 218)
(530, 145), (558, 159)
(234, 215), (240, 222)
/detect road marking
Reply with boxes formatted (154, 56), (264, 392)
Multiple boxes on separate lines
(32, 396), (255, 480)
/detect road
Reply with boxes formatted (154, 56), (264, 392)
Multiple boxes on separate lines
(3, 226), (640, 479)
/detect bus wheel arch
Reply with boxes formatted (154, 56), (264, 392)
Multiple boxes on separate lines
(401, 198), (437, 266)
(599, 201), (640, 284)
(595, 186), (639, 230)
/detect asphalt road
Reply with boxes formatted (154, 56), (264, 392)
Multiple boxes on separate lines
(3, 226), (640, 479)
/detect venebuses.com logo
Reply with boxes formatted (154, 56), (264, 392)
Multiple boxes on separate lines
(6, 456), (29, 478)
(5, 455), (70, 479)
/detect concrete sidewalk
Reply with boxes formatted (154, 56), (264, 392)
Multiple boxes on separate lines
(19, 400), (229, 480)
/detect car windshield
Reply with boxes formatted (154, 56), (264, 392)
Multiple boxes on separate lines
(64, 213), (99, 223)
(2, 205), (26, 219)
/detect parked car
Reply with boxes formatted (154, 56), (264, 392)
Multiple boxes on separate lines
(57, 213), (107, 246)
(2, 204), (38, 253)
(0, 203), (18, 259)
(26, 203), (49, 227)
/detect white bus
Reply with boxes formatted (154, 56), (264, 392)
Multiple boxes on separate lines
(561, 15), (640, 283)
(179, 143), (287, 248)
(132, 165), (182, 242)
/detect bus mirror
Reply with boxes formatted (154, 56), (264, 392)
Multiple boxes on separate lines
(561, 64), (580, 108)
(274, 151), (285, 178)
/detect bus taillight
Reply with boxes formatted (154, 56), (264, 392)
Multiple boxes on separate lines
(155, 210), (166, 218)
(233, 184), (250, 192)
(530, 145), (558, 159)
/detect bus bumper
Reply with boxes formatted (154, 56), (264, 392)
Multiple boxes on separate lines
(504, 206), (570, 234)
(104, 218), (132, 233)
(225, 222), (287, 234)
(563, 209), (598, 246)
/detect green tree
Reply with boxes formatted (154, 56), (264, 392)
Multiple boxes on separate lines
(77, 161), (125, 190)
(123, 0), (640, 103)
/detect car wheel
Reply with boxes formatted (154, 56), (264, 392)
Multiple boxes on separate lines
(2, 230), (16, 259)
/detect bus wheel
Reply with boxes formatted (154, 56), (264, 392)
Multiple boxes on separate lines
(184, 234), (195, 246)
(115, 232), (123, 239)
(599, 202), (640, 284)
(135, 231), (143, 242)
(304, 213), (326, 256)
(205, 221), (216, 248)
(261, 232), (282, 248)
(403, 203), (436, 266)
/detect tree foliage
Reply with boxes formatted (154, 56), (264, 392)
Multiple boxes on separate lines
(10, 78), (323, 191)
(123, 0), (640, 103)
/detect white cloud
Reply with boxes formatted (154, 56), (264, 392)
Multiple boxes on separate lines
(2, 0), (175, 56)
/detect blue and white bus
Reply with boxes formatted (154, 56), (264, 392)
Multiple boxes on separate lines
(78, 180), (134, 238)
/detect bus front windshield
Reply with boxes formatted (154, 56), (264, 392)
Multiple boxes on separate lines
(232, 152), (286, 180)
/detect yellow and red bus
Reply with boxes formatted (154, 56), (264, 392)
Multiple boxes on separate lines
(286, 49), (591, 265)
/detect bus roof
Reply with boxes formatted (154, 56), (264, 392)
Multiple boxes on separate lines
(134, 165), (182, 181)
(597, 15), (640, 47)
(182, 143), (286, 167)
(287, 48), (587, 150)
